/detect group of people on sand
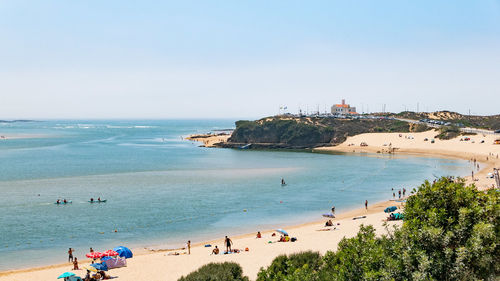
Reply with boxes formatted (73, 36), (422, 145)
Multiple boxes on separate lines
(68, 247), (111, 280)
(82, 269), (110, 281)
(210, 236), (234, 255)
(182, 236), (233, 255)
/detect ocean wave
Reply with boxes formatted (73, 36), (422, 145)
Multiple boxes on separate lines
(133, 126), (157, 128)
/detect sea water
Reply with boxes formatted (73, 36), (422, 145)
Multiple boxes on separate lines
(0, 120), (470, 270)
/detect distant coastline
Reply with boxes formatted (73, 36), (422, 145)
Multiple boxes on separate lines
(0, 120), (38, 123)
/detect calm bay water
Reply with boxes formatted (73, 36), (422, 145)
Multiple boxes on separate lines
(0, 120), (470, 270)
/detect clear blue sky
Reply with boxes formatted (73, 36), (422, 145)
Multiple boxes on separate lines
(1, 0), (499, 118)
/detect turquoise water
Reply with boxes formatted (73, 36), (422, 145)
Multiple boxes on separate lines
(0, 120), (470, 270)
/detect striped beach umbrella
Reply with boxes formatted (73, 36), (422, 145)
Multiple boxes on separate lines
(86, 252), (104, 259)
(103, 250), (119, 257)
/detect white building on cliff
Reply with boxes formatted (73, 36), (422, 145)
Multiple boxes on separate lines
(331, 99), (357, 114)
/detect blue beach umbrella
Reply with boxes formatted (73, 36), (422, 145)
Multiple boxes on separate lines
(276, 229), (288, 236)
(58, 272), (75, 279)
(113, 246), (133, 258)
(384, 206), (398, 213)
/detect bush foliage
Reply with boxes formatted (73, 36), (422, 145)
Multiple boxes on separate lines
(435, 125), (461, 140)
(178, 262), (249, 281)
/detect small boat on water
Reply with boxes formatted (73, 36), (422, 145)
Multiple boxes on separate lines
(89, 199), (107, 203)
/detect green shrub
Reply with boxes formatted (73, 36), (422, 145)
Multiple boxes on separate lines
(178, 262), (249, 281)
(435, 125), (460, 139)
(395, 178), (500, 280)
(256, 251), (322, 281)
(317, 225), (399, 281)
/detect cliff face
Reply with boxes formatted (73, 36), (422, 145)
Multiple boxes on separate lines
(223, 117), (428, 149)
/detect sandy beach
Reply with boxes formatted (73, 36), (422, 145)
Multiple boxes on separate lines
(0, 200), (401, 281)
(315, 130), (500, 191)
(185, 134), (231, 147)
(2, 130), (498, 281)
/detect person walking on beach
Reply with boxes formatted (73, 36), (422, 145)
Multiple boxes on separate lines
(331, 205), (335, 214)
(187, 240), (191, 255)
(392, 192), (395, 199)
(398, 190), (401, 199)
(225, 236), (233, 253)
(365, 200), (368, 210)
(403, 188), (406, 197)
(68, 248), (73, 262)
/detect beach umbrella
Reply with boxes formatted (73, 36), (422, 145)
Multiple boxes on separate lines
(276, 229), (288, 236)
(83, 266), (98, 272)
(384, 206), (398, 213)
(90, 262), (108, 271)
(86, 252), (104, 259)
(113, 246), (133, 258)
(103, 250), (119, 257)
(58, 272), (75, 279)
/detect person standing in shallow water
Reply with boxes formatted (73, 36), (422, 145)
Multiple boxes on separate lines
(68, 248), (73, 262)
(225, 236), (233, 252)
(365, 200), (368, 210)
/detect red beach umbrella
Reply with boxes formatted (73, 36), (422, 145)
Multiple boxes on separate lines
(103, 250), (119, 257)
(86, 252), (104, 259)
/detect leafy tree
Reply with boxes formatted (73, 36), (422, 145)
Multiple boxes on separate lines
(395, 178), (499, 280)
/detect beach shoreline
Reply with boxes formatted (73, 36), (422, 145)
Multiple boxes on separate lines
(0, 199), (401, 280)
(2, 129), (498, 280)
(314, 130), (499, 191)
